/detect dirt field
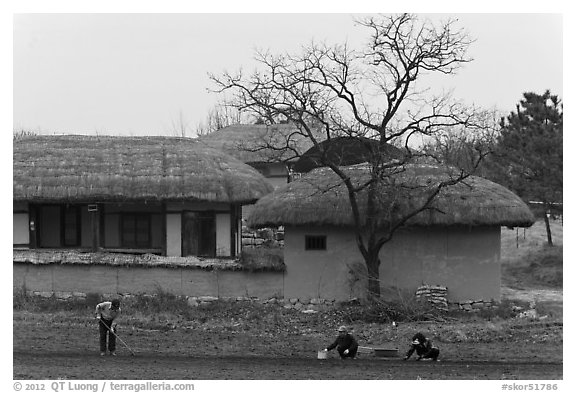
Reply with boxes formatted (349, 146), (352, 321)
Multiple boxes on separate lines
(13, 308), (562, 380)
(13, 351), (561, 380)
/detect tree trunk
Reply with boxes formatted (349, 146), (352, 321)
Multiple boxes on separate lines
(544, 210), (553, 246)
(365, 252), (381, 299)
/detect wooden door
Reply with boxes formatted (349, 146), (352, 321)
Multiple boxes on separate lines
(182, 211), (216, 257)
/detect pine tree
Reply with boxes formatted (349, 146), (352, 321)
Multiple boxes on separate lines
(492, 90), (562, 245)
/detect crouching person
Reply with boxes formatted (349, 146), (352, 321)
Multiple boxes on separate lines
(404, 332), (439, 361)
(324, 326), (359, 359)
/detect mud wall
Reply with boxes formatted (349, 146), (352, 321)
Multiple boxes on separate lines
(283, 225), (501, 302)
(13, 264), (284, 299)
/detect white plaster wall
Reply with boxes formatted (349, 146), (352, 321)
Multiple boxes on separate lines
(284, 225), (502, 302)
(13, 213), (29, 245)
(378, 226), (501, 301)
(216, 213), (231, 257)
(283, 227), (363, 301)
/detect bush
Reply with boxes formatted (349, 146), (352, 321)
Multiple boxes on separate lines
(128, 288), (192, 318)
(333, 292), (444, 323)
(239, 247), (285, 272)
(13, 286), (93, 313)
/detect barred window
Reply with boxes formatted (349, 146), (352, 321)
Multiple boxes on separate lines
(305, 235), (327, 250)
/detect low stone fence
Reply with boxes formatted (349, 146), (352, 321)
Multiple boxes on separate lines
(449, 299), (496, 311)
(241, 227), (284, 248)
(416, 284), (495, 312)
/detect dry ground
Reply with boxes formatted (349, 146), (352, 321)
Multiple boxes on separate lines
(13, 308), (562, 380)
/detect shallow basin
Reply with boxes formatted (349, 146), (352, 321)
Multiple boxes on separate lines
(374, 348), (399, 358)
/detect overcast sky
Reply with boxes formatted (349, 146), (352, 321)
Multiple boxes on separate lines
(13, 13), (563, 137)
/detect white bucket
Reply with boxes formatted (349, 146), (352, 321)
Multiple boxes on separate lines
(317, 350), (328, 360)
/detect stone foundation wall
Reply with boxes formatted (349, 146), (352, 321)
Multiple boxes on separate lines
(449, 299), (496, 312)
(416, 284), (496, 312)
(21, 290), (336, 312)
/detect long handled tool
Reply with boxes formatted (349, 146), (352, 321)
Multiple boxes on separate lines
(99, 319), (136, 356)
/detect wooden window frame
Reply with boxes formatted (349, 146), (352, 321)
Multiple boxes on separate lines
(120, 213), (152, 248)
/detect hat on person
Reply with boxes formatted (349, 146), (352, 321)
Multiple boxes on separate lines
(338, 325), (348, 332)
(412, 339), (421, 345)
(111, 299), (121, 308)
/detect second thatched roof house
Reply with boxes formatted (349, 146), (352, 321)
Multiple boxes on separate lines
(248, 163), (535, 303)
(13, 135), (273, 258)
(197, 124), (320, 188)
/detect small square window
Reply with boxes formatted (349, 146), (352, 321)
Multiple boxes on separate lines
(305, 235), (327, 250)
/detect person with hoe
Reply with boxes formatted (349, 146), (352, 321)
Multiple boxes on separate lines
(323, 325), (359, 359)
(95, 298), (121, 356)
(403, 332), (440, 361)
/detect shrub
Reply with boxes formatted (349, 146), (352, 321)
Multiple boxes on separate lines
(13, 287), (93, 313)
(239, 247), (285, 272)
(128, 288), (191, 316)
(333, 291), (444, 323)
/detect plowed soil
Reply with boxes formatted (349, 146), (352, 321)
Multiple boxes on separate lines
(13, 312), (562, 380)
(13, 351), (562, 380)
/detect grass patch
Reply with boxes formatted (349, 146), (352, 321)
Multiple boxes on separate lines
(503, 245), (563, 288)
(239, 247), (285, 272)
(13, 286), (90, 313)
(501, 219), (563, 289)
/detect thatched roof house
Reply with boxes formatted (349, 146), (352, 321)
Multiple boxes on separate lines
(14, 135), (272, 204)
(197, 124), (325, 191)
(197, 124), (317, 164)
(13, 135), (273, 258)
(247, 163), (535, 302)
(249, 164), (535, 229)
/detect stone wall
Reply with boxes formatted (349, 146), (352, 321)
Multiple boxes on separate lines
(20, 290), (335, 313)
(415, 284), (496, 312)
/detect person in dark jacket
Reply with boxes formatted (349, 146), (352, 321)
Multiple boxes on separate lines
(404, 332), (439, 361)
(324, 325), (359, 359)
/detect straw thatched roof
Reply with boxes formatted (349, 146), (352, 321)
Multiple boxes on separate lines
(13, 135), (274, 204)
(292, 136), (404, 173)
(197, 124), (319, 164)
(248, 164), (535, 229)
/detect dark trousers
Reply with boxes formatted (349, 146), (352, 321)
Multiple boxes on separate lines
(338, 346), (358, 359)
(99, 319), (116, 352)
(420, 348), (440, 360)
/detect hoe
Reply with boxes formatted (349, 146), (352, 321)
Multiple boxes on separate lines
(99, 319), (136, 356)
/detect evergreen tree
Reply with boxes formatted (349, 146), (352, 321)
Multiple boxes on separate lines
(492, 90), (562, 245)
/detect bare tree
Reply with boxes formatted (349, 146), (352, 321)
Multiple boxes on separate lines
(169, 110), (191, 138)
(195, 100), (249, 136)
(211, 14), (494, 298)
